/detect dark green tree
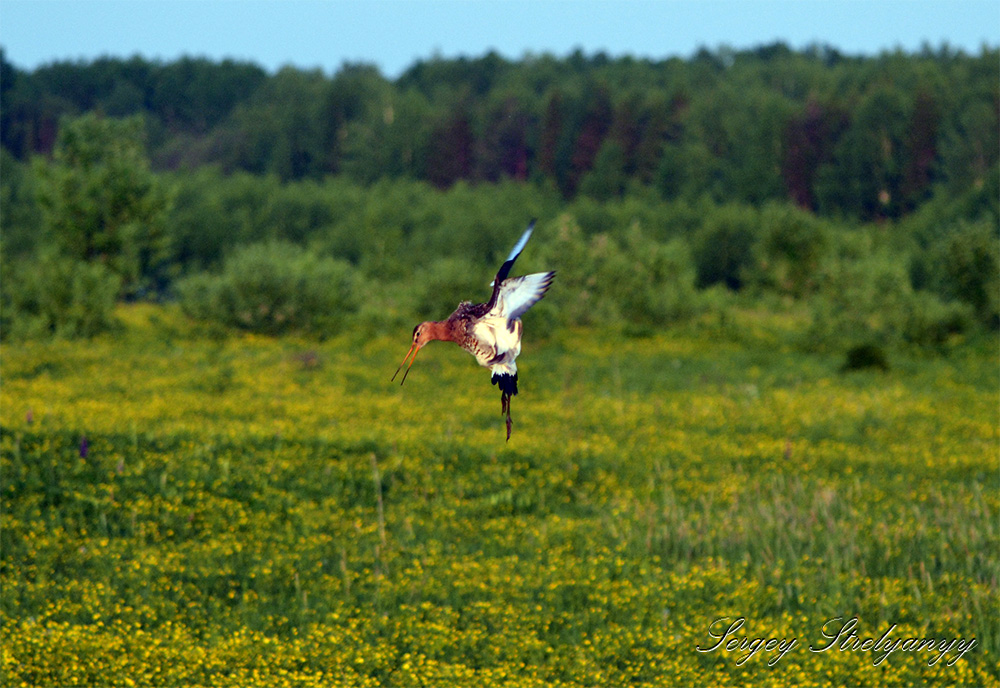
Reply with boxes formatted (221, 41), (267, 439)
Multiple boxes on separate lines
(538, 90), (564, 186)
(781, 99), (847, 210)
(426, 103), (474, 188)
(900, 89), (940, 211)
(32, 113), (172, 296)
(578, 139), (627, 201)
(815, 86), (910, 219)
(477, 95), (532, 182)
(0, 148), (43, 257)
(568, 84), (613, 195)
(937, 93), (1000, 194)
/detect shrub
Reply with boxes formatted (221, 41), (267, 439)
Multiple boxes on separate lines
(901, 291), (974, 347)
(177, 241), (359, 336)
(751, 203), (830, 297)
(529, 215), (594, 327)
(934, 218), (999, 327)
(809, 246), (915, 349)
(0, 149), (43, 259)
(807, 236), (974, 350)
(691, 204), (759, 290)
(1, 252), (121, 339)
(533, 215), (624, 327)
(533, 215), (700, 331)
(612, 226), (700, 328)
(412, 256), (491, 320)
(842, 343), (890, 372)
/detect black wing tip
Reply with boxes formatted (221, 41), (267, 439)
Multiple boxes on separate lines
(493, 260), (514, 291)
(534, 271), (556, 300)
(490, 219), (540, 308)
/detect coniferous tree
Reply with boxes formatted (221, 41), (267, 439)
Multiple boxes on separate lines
(32, 113), (172, 296)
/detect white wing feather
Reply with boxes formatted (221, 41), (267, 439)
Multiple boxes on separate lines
(504, 223), (534, 263)
(494, 271), (555, 322)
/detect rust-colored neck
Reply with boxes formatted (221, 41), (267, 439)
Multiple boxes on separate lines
(422, 320), (461, 344)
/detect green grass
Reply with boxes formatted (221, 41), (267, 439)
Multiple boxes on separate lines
(2, 305), (997, 686)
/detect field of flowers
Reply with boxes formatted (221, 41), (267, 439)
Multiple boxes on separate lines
(2, 304), (997, 687)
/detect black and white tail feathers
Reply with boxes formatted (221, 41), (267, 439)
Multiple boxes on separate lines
(491, 371), (518, 397)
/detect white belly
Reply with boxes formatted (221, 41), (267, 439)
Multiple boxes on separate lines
(470, 317), (522, 372)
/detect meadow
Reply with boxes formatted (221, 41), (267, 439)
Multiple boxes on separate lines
(2, 304), (997, 687)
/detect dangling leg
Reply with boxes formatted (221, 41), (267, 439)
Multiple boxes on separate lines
(492, 371), (517, 441)
(502, 392), (513, 441)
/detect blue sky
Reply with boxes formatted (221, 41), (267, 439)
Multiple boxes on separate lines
(2, 0), (997, 77)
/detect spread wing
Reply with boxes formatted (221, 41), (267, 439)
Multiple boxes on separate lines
(480, 219), (536, 315)
(494, 219), (535, 284)
(461, 219), (536, 319)
(493, 272), (555, 322)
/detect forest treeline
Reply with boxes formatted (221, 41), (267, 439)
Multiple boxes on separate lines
(1, 44), (997, 350)
(3, 44), (998, 217)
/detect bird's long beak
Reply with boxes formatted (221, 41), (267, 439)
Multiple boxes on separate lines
(391, 341), (420, 385)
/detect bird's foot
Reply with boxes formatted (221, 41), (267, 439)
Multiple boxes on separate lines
(505, 412), (513, 442)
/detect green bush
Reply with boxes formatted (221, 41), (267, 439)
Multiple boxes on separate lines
(533, 215), (624, 327)
(0, 149), (43, 259)
(612, 227), (700, 329)
(934, 218), (999, 327)
(533, 215), (700, 330)
(1, 252), (121, 339)
(842, 343), (890, 372)
(807, 236), (974, 350)
(412, 256), (491, 320)
(901, 291), (974, 347)
(691, 204), (759, 290)
(751, 203), (830, 297)
(808, 247), (913, 349)
(177, 241), (359, 335)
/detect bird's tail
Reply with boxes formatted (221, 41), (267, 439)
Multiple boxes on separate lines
(490, 369), (518, 397)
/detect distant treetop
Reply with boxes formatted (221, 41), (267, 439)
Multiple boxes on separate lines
(1, 44), (996, 221)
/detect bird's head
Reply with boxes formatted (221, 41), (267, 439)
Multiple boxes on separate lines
(391, 321), (435, 385)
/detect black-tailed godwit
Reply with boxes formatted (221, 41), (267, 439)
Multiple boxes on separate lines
(392, 220), (555, 440)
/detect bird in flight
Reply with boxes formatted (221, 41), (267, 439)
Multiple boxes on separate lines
(392, 220), (555, 441)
